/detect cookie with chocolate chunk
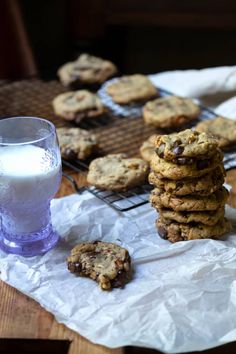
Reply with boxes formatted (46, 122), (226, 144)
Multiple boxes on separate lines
(159, 207), (225, 226)
(150, 151), (223, 180)
(196, 116), (236, 149)
(155, 129), (218, 163)
(150, 186), (228, 212)
(67, 241), (131, 290)
(87, 154), (149, 191)
(57, 127), (98, 160)
(148, 166), (225, 196)
(106, 74), (158, 105)
(143, 96), (200, 128)
(52, 90), (106, 124)
(140, 135), (157, 162)
(57, 53), (118, 90)
(157, 217), (231, 243)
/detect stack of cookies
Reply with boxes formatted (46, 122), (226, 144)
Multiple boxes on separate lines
(149, 129), (231, 242)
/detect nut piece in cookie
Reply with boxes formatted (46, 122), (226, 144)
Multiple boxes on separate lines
(57, 127), (98, 160)
(157, 217), (231, 243)
(106, 74), (158, 105)
(87, 154), (149, 191)
(52, 90), (106, 123)
(148, 166), (225, 196)
(140, 135), (157, 163)
(196, 116), (236, 149)
(57, 53), (118, 89)
(143, 96), (200, 128)
(67, 241), (131, 290)
(155, 129), (218, 163)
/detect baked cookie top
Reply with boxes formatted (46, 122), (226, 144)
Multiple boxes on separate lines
(148, 166), (225, 196)
(57, 127), (98, 160)
(150, 186), (229, 212)
(52, 90), (106, 122)
(155, 129), (218, 163)
(196, 116), (236, 149)
(157, 217), (231, 243)
(150, 151), (223, 180)
(58, 53), (118, 86)
(139, 134), (157, 162)
(106, 74), (158, 105)
(143, 96), (200, 128)
(87, 153), (149, 191)
(159, 207), (225, 226)
(67, 241), (131, 290)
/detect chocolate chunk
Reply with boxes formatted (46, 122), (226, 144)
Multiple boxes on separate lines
(68, 261), (82, 273)
(176, 157), (194, 165)
(64, 148), (77, 160)
(176, 181), (184, 190)
(173, 146), (184, 156)
(196, 159), (210, 170)
(158, 225), (167, 239)
(156, 143), (165, 158)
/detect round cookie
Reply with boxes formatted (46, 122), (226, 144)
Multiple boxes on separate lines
(57, 127), (98, 160)
(106, 74), (158, 105)
(159, 208), (225, 226)
(140, 134), (157, 162)
(52, 90), (106, 123)
(196, 116), (236, 149)
(150, 151), (223, 180)
(150, 186), (229, 212)
(148, 166), (225, 196)
(155, 129), (218, 163)
(143, 96), (200, 128)
(157, 217), (231, 243)
(67, 241), (131, 290)
(57, 53), (118, 89)
(87, 154), (149, 191)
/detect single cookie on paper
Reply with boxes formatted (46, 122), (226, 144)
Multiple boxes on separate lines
(155, 129), (218, 163)
(159, 207), (225, 226)
(106, 74), (158, 105)
(87, 154), (149, 191)
(148, 166), (225, 196)
(57, 127), (98, 160)
(57, 53), (118, 90)
(67, 241), (131, 290)
(150, 151), (223, 180)
(196, 116), (236, 149)
(140, 134), (157, 163)
(52, 90), (107, 124)
(150, 186), (229, 212)
(143, 96), (200, 128)
(156, 217), (231, 243)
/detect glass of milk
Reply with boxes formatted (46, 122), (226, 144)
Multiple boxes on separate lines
(0, 117), (62, 256)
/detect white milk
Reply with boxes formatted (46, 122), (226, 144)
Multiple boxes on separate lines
(0, 145), (61, 234)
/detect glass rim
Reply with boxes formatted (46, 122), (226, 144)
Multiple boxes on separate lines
(0, 116), (56, 146)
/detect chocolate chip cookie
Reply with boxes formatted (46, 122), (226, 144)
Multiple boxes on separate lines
(140, 135), (157, 162)
(57, 127), (98, 160)
(150, 186), (228, 211)
(196, 116), (236, 149)
(155, 129), (218, 163)
(58, 53), (118, 89)
(143, 96), (200, 128)
(52, 90), (106, 124)
(67, 241), (131, 290)
(159, 207), (225, 226)
(157, 217), (231, 242)
(106, 74), (158, 105)
(148, 166), (225, 196)
(87, 154), (149, 191)
(150, 151), (223, 180)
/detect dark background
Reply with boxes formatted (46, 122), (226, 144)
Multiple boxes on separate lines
(1, 0), (236, 80)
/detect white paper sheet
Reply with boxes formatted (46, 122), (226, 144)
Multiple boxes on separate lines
(1, 192), (236, 353)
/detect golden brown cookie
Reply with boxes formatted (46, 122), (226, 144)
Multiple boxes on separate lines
(143, 96), (200, 128)
(106, 74), (158, 105)
(67, 241), (131, 290)
(139, 135), (157, 162)
(87, 154), (149, 191)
